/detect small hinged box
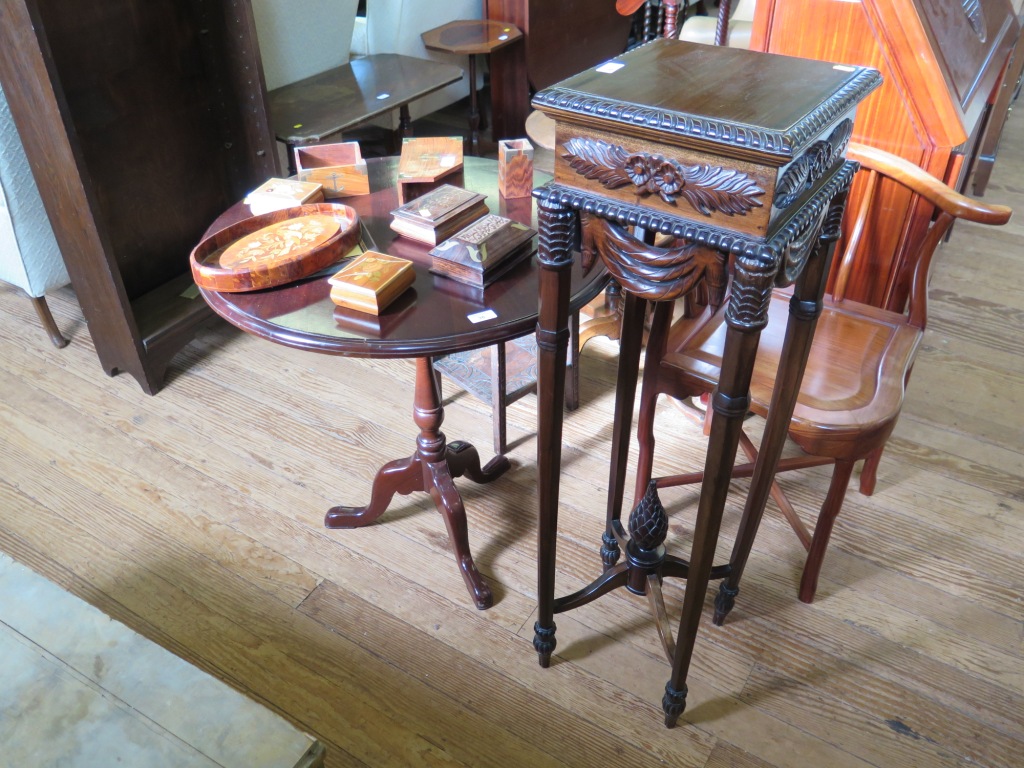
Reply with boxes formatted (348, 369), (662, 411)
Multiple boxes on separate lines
(397, 136), (465, 202)
(429, 213), (537, 287)
(328, 251), (415, 315)
(294, 141), (370, 199)
(244, 177), (324, 215)
(531, 38), (882, 244)
(389, 184), (489, 245)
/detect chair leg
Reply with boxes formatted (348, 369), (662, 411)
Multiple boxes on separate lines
(631, 300), (676, 512)
(859, 445), (884, 496)
(799, 458), (855, 603)
(490, 342), (508, 455)
(565, 310), (580, 411)
(30, 295), (69, 349)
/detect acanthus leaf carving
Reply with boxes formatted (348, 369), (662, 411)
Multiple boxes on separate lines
(963, 0), (986, 41)
(774, 118), (853, 210)
(561, 138), (632, 188)
(680, 164), (767, 216)
(562, 137), (764, 216)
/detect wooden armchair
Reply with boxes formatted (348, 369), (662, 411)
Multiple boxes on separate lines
(630, 142), (1012, 614)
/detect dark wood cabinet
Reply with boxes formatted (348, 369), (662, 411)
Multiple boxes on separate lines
(484, 0), (633, 140)
(751, 0), (1020, 309)
(0, 0), (277, 393)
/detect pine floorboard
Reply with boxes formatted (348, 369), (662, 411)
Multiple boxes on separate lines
(1, 96), (1022, 766)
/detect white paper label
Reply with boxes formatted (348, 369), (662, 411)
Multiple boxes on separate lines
(467, 309), (498, 323)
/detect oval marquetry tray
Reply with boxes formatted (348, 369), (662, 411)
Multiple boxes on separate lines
(190, 203), (360, 292)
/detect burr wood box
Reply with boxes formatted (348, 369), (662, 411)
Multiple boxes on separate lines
(498, 138), (534, 199)
(531, 38), (882, 245)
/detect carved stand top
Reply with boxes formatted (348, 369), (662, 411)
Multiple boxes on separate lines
(532, 38), (880, 244)
(537, 160), (856, 259)
(532, 38), (882, 163)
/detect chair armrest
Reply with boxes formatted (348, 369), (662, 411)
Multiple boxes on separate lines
(847, 142), (1012, 225)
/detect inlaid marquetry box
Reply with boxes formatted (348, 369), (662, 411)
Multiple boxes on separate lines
(531, 38), (882, 246)
(294, 141), (370, 199)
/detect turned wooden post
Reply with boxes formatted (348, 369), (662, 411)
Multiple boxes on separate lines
(533, 193), (576, 666)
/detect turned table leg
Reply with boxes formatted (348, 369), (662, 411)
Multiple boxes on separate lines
(533, 195), (576, 666)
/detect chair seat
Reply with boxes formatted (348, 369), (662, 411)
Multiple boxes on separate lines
(662, 290), (923, 457)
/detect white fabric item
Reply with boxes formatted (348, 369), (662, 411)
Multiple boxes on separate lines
(679, 0), (756, 49)
(250, 0), (360, 90)
(0, 83), (68, 298)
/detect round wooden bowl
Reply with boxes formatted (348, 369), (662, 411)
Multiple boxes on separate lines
(190, 203), (360, 292)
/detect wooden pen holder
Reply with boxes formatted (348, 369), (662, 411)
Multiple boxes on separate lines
(498, 138), (534, 199)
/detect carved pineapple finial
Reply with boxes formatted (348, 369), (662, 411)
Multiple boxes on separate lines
(628, 480), (668, 553)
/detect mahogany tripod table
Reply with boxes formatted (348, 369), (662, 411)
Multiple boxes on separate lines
(198, 157), (607, 610)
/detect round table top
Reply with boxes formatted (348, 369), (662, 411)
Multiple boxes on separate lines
(200, 156), (607, 359)
(421, 20), (523, 56)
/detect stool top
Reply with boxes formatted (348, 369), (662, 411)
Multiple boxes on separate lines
(421, 20), (523, 56)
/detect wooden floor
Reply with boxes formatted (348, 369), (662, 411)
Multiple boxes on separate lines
(2, 107), (1022, 765)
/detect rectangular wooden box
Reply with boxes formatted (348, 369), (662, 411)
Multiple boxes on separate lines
(532, 38), (883, 244)
(397, 136), (464, 202)
(329, 251), (415, 315)
(243, 177), (324, 215)
(428, 213), (536, 287)
(294, 142), (370, 198)
(390, 184), (489, 246)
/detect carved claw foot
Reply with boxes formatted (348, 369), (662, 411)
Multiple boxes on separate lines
(662, 681), (688, 728)
(533, 621), (557, 668)
(712, 582), (739, 626)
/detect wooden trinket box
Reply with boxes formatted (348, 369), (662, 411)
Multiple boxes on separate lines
(428, 213), (536, 287)
(498, 138), (534, 199)
(532, 38), (882, 243)
(244, 177), (324, 216)
(397, 136), (464, 202)
(389, 184), (489, 245)
(294, 141), (370, 199)
(328, 251), (415, 315)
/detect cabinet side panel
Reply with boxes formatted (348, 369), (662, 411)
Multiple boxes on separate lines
(32, 0), (271, 301)
(0, 0), (147, 380)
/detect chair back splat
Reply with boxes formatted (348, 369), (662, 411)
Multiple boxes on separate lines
(632, 140), (1012, 608)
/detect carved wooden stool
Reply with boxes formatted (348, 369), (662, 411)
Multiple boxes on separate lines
(529, 38), (881, 726)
